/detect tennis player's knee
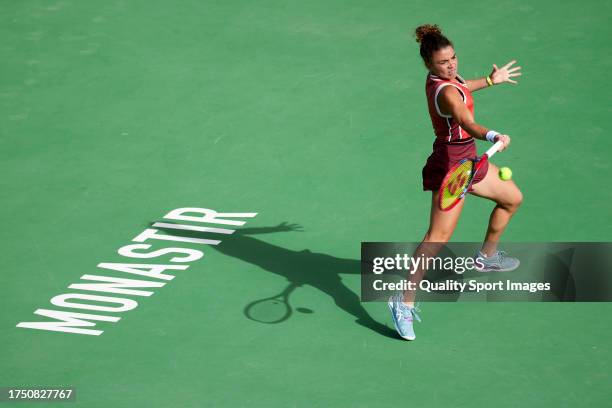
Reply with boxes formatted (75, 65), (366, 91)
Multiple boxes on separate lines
(512, 189), (523, 209)
(502, 189), (523, 212)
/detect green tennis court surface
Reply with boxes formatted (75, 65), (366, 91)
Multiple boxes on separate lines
(2, 0), (611, 406)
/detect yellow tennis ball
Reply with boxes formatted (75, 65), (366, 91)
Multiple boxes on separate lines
(498, 167), (512, 181)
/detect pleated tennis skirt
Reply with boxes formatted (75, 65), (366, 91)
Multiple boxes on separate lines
(422, 139), (489, 191)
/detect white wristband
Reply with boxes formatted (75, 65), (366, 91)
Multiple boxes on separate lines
(485, 130), (499, 143)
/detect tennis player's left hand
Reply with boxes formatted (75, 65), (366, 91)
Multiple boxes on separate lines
(276, 222), (303, 232)
(490, 60), (522, 85)
(495, 134), (511, 151)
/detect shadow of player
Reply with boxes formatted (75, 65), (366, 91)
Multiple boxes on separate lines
(155, 222), (397, 339)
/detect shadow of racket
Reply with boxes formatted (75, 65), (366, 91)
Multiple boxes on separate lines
(244, 282), (308, 324)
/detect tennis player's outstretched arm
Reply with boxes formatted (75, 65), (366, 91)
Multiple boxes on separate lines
(438, 87), (510, 152)
(465, 60), (522, 92)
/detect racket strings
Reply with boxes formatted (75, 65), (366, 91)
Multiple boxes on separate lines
(440, 160), (474, 210)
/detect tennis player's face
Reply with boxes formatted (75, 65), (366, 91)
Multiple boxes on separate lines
(429, 46), (457, 80)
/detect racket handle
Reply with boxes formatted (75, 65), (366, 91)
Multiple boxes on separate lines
(485, 140), (504, 158)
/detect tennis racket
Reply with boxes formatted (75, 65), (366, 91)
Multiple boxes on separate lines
(439, 140), (503, 211)
(244, 282), (298, 324)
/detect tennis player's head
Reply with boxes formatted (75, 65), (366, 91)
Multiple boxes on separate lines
(415, 24), (456, 80)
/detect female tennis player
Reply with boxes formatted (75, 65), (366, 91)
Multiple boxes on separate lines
(388, 24), (523, 340)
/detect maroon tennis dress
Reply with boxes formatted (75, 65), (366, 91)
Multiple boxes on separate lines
(422, 72), (488, 191)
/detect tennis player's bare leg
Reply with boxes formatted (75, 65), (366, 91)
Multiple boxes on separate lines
(402, 191), (465, 307)
(470, 162), (523, 256)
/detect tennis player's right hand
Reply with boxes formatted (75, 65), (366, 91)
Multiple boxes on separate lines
(495, 134), (511, 151)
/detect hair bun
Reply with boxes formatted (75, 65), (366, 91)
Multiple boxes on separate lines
(415, 24), (442, 43)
